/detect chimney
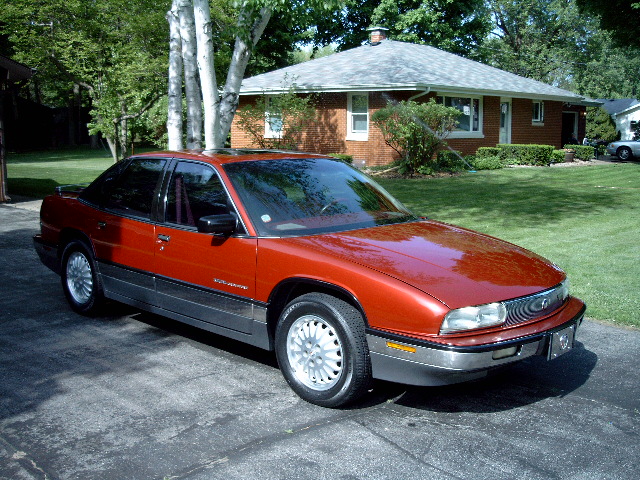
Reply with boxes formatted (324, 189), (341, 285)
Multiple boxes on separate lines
(367, 27), (389, 45)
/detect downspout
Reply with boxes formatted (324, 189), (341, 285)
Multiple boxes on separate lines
(408, 86), (430, 101)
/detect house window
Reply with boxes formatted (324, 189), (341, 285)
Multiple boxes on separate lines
(532, 101), (544, 123)
(347, 92), (368, 141)
(436, 95), (482, 138)
(264, 97), (283, 139)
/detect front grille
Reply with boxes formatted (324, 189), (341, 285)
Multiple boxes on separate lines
(503, 283), (568, 326)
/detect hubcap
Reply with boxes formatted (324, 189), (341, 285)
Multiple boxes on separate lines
(66, 251), (93, 305)
(287, 315), (343, 391)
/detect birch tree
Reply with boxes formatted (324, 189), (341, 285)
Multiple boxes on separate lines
(178, 0), (203, 149)
(167, 1), (184, 150)
(168, 0), (338, 150)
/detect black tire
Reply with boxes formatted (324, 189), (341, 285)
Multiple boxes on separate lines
(617, 146), (633, 161)
(60, 240), (105, 315)
(275, 293), (372, 407)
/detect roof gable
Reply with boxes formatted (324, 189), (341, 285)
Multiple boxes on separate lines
(240, 39), (590, 103)
(596, 98), (640, 115)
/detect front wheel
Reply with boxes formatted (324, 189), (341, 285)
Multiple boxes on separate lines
(61, 240), (104, 315)
(617, 146), (633, 161)
(275, 293), (372, 407)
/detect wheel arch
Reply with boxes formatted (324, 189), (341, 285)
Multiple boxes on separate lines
(59, 228), (96, 263)
(265, 278), (368, 344)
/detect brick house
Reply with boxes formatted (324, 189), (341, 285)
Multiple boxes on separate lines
(232, 29), (599, 166)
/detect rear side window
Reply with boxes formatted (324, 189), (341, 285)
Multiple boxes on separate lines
(81, 158), (166, 219)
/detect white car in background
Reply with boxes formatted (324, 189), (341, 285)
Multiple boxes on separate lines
(606, 140), (640, 160)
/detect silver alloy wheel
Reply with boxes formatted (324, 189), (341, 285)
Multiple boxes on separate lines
(286, 314), (343, 391)
(66, 251), (93, 305)
(618, 147), (632, 161)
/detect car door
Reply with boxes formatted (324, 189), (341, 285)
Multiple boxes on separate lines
(86, 157), (167, 304)
(154, 160), (258, 334)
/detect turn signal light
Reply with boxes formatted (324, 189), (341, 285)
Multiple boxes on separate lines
(386, 342), (417, 353)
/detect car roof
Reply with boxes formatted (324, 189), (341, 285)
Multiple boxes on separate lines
(132, 149), (331, 166)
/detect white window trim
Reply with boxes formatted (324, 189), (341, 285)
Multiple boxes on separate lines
(532, 100), (544, 124)
(346, 92), (369, 141)
(436, 93), (484, 139)
(264, 96), (282, 139)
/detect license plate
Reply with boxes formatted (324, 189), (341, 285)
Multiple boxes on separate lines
(547, 324), (576, 360)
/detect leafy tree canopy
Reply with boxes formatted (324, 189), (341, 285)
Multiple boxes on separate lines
(576, 0), (640, 49)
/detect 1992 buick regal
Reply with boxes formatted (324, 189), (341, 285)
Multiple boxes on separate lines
(33, 150), (585, 407)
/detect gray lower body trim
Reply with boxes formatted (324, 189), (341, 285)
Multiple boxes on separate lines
(97, 261), (271, 350)
(368, 312), (584, 387)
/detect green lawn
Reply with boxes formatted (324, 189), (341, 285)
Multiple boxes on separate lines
(6, 147), (115, 198)
(379, 164), (640, 328)
(6, 149), (639, 327)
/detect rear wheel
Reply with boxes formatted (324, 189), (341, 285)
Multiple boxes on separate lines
(617, 146), (633, 161)
(61, 240), (104, 315)
(275, 293), (372, 407)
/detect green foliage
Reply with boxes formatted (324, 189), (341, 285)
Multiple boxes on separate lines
(572, 145), (596, 161)
(497, 144), (555, 166)
(551, 150), (566, 163)
(476, 147), (501, 158)
(329, 153), (353, 164)
(435, 150), (466, 172)
(235, 80), (317, 150)
(576, 0), (640, 49)
(585, 107), (618, 143)
(309, 0), (490, 58)
(371, 99), (461, 175)
(470, 155), (505, 170)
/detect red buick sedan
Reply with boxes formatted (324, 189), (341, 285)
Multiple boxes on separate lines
(34, 150), (585, 407)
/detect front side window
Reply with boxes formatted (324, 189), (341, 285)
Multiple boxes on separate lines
(82, 158), (166, 219)
(533, 101), (544, 123)
(436, 95), (482, 137)
(347, 93), (369, 140)
(165, 162), (232, 227)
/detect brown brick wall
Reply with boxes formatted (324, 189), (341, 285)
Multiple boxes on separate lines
(230, 92), (585, 166)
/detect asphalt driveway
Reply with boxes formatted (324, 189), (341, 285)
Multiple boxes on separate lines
(1, 203), (638, 480)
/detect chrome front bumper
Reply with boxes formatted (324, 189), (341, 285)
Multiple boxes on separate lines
(367, 305), (585, 387)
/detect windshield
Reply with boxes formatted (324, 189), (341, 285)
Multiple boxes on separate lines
(224, 158), (417, 237)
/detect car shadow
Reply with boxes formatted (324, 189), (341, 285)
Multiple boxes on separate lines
(104, 304), (597, 413)
(370, 341), (597, 413)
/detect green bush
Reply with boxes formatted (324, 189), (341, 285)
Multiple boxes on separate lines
(436, 150), (466, 172)
(329, 153), (353, 164)
(497, 144), (554, 166)
(471, 155), (504, 170)
(551, 149), (566, 163)
(573, 145), (596, 161)
(476, 147), (500, 158)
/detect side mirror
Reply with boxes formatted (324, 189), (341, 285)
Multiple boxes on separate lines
(197, 214), (237, 236)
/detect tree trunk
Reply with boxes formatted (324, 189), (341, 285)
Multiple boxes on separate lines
(217, 5), (272, 147)
(193, 0), (220, 150)
(178, 0), (202, 149)
(105, 135), (118, 163)
(0, 91), (10, 203)
(167, 0), (184, 150)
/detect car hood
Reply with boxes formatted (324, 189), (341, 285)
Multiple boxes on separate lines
(292, 220), (565, 309)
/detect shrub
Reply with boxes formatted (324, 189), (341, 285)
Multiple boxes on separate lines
(497, 144), (554, 166)
(436, 150), (466, 172)
(551, 150), (566, 163)
(476, 147), (500, 158)
(471, 155), (504, 170)
(329, 153), (353, 164)
(573, 145), (595, 161)
(371, 99), (461, 175)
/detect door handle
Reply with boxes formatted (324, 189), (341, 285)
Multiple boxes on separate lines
(97, 221), (107, 229)
(158, 234), (171, 242)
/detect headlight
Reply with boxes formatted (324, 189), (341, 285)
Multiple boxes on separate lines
(440, 302), (507, 334)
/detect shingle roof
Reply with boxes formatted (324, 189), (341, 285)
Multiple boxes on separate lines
(240, 39), (595, 104)
(596, 98), (640, 115)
